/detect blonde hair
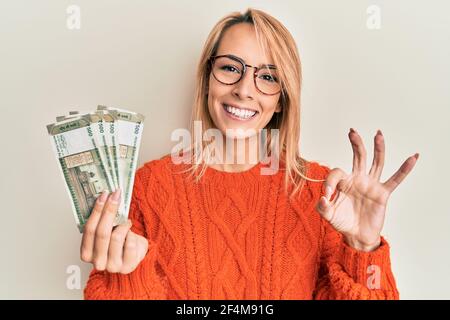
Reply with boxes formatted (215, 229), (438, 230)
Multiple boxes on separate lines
(179, 8), (325, 199)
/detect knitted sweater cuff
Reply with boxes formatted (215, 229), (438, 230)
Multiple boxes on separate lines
(339, 236), (395, 289)
(83, 239), (168, 300)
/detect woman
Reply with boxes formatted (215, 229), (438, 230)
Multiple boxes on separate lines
(82, 8), (419, 299)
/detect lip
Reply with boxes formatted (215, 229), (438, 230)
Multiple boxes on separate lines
(222, 103), (258, 122)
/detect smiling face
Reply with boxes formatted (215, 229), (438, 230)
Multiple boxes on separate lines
(207, 23), (282, 139)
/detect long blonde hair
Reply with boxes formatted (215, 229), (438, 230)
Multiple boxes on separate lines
(179, 8), (325, 199)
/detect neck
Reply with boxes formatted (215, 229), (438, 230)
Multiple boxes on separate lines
(207, 134), (261, 173)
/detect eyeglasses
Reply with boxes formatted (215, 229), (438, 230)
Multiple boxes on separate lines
(209, 54), (281, 95)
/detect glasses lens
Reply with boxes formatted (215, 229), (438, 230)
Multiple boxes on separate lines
(212, 56), (243, 85)
(211, 56), (281, 95)
(255, 67), (281, 95)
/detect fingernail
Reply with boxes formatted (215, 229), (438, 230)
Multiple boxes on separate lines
(321, 196), (328, 208)
(111, 188), (121, 202)
(414, 153), (419, 160)
(376, 129), (383, 136)
(97, 191), (108, 204)
(349, 128), (357, 134)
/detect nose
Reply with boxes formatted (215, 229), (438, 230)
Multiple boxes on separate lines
(232, 66), (257, 100)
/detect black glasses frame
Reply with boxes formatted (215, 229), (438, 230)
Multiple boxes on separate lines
(209, 54), (281, 96)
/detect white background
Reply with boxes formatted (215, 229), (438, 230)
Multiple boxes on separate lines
(0, 0), (449, 299)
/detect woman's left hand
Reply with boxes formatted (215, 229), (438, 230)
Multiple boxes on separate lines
(316, 128), (419, 252)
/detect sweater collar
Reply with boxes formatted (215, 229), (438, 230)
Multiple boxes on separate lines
(199, 160), (284, 188)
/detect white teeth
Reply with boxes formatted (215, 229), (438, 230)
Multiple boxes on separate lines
(224, 105), (256, 119)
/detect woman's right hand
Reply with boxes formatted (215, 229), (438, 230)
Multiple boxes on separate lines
(80, 189), (149, 274)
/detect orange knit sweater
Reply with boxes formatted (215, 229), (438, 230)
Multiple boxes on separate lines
(84, 155), (399, 300)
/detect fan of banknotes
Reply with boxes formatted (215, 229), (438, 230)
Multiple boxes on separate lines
(47, 105), (144, 233)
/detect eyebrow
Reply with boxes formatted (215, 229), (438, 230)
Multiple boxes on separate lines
(228, 54), (277, 69)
